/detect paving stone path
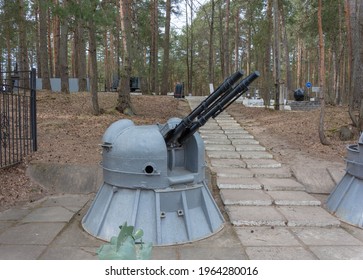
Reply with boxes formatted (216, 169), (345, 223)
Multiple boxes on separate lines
(188, 97), (363, 259)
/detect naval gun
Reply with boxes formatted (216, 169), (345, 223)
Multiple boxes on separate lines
(82, 71), (260, 245)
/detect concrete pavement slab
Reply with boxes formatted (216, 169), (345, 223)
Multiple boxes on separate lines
(277, 206), (340, 227)
(224, 130), (250, 135)
(220, 189), (272, 206)
(234, 145), (266, 151)
(309, 246), (363, 260)
(226, 206), (286, 226)
(290, 227), (363, 246)
(235, 227), (301, 246)
(207, 151), (241, 159)
(41, 194), (90, 210)
(213, 167), (254, 178)
(239, 151), (273, 159)
(327, 167), (345, 185)
(341, 223), (363, 243)
(251, 167), (291, 178)
(203, 138), (232, 145)
(202, 123), (220, 128)
(244, 159), (281, 168)
(39, 246), (98, 260)
(178, 246), (248, 260)
(227, 134), (254, 139)
(200, 129), (224, 134)
(21, 206), (75, 223)
(0, 221), (14, 233)
(210, 158), (246, 168)
(51, 217), (104, 248)
(222, 126), (246, 131)
(205, 144), (236, 151)
(0, 222), (66, 245)
(201, 134), (228, 139)
(291, 165), (337, 194)
(151, 247), (178, 260)
(231, 139), (259, 145)
(267, 191), (321, 206)
(217, 177), (262, 190)
(216, 119), (238, 124)
(258, 178), (306, 191)
(245, 246), (317, 260)
(0, 244), (46, 259)
(0, 208), (31, 221)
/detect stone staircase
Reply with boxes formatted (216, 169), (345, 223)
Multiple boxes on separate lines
(198, 111), (340, 228)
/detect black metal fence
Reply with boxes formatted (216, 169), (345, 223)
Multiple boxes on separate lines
(0, 68), (37, 168)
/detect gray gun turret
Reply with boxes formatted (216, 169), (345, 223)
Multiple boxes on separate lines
(82, 70), (260, 246)
(164, 71), (260, 146)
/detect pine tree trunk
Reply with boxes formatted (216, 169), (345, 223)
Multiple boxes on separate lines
(234, 9), (240, 72)
(39, 0), (51, 90)
(224, 0), (230, 77)
(273, 0), (280, 110)
(77, 22), (87, 92)
(17, 0), (29, 88)
(88, 15), (100, 115)
(47, 7), (54, 78)
(318, 0), (329, 145)
(262, 0), (272, 106)
(351, 0), (363, 132)
(117, 0), (134, 115)
(161, 0), (171, 95)
(35, 7), (42, 78)
(59, 21), (69, 93)
(150, 0), (158, 93)
(53, 0), (60, 78)
(208, 0), (215, 85)
(218, 4), (225, 79)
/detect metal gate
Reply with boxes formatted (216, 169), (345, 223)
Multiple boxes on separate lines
(0, 68), (37, 168)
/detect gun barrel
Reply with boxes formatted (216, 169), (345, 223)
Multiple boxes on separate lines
(178, 71), (260, 144)
(164, 70), (244, 146)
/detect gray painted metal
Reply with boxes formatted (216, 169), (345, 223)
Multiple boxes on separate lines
(326, 133), (363, 228)
(82, 118), (224, 245)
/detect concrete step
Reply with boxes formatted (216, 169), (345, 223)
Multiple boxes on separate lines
(200, 129), (224, 134)
(258, 178), (306, 191)
(277, 206), (340, 227)
(209, 158), (246, 168)
(201, 134), (228, 139)
(240, 151), (273, 159)
(221, 189), (321, 207)
(203, 139), (232, 145)
(213, 167), (254, 178)
(235, 144), (266, 151)
(227, 134), (255, 139)
(231, 139), (259, 145)
(244, 159), (282, 168)
(267, 191), (321, 206)
(220, 189), (272, 206)
(205, 144), (236, 152)
(251, 167), (292, 178)
(207, 151), (241, 159)
(226, 205), (287, 227)
(223, 129), (250, 134)
(217, 177), (262, 190)
(226, 205), (340, 227)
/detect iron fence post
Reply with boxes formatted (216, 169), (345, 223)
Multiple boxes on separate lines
(30, 68), (37, 152)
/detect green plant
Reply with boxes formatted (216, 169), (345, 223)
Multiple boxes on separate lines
(96, 222), (153, 260)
